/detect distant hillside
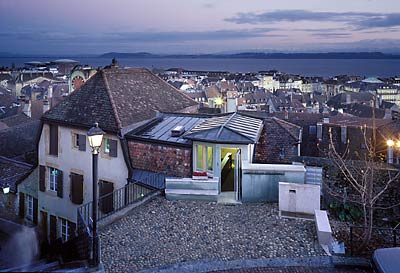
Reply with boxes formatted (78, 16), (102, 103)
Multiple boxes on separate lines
(100, 52), (400, 59)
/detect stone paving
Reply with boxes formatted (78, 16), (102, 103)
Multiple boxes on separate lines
(100, 197), (326, 273)
(209, 267), (370, 273)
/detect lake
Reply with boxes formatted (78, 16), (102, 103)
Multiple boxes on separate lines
(0, 57), (399, 77)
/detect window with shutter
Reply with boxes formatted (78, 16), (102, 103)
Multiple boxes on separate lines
(49, 124), (58, 156)
(78, 134), (86, 151)
(39, 165), (46, 192)
(104, 138), (118, 157)
(70, 173), (83, 204)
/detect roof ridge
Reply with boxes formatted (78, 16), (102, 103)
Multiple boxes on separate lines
(151, 69), (199, 104)
(0, 156), (33, 168)
(216, 113), (236, 138)
(101, 70), (123, 130)
(271, 117), (300, 140)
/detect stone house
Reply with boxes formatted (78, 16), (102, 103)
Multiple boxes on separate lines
(37, 66), (198, 243)
(0, 157), (35, 223)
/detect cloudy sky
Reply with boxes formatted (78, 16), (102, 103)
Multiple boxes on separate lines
(1, 0), (400, 54)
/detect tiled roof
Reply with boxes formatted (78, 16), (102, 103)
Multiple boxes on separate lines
(0, 157), (33, 193)
(204, 85), (221, 99)
(0, 113), (31, 127)
(267, 117), (301, 141)
(42, 68), (198, 133)
(184, 112), (263, 144)
(0, 120), (41, 158)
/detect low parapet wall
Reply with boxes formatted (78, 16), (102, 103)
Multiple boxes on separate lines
(241, 163), (306, 202)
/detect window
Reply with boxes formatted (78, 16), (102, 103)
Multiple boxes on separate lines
(60, 218), (69, 242)
(104, 139), (110, 154)
(104, 138), (118, 157)
(49, 167), (59, 191)
(27, 195), (33, 220)
(195, 144), (213, 173)
(73, 134), (86, 151)
(309, 125), (317, 135)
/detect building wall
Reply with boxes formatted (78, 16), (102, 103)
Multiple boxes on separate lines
(128, 140), (192, 177)
(38, 124), (128, 228)
(254, 124), (299, 164)
(0, 193), (18, 221)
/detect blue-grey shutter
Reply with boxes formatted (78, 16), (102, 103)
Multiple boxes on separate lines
(78, 134), (86, 151)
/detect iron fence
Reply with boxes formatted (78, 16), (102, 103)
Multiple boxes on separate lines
(78, 182), (155, 227)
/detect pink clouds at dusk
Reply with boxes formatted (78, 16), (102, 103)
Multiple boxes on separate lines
(0, 0), (400, 54)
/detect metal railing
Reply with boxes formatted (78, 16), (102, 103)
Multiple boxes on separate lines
(349, 225), (399, 256)
(78, 182), (155, 227)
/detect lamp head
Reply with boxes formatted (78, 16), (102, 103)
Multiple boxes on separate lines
(87, 122), (106, 154)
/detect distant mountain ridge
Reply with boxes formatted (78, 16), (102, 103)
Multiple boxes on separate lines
(100, 51), (400, 59)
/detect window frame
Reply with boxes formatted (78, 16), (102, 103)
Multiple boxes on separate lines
(27, 195), (33, 220)
(194, 144), (214, 175)
(49, 167), (58, 192)
(104, 138), (111, 154)
(60, 217), (69, 242)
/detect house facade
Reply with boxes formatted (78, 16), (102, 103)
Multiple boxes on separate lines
(37, 66), (198, 242)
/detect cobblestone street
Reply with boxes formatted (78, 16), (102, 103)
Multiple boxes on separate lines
(100, 197), (326, 273)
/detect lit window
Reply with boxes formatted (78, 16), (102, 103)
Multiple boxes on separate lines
(195, 144), (213, 174)
(104, 139), (110, 154)
(60, 218), (69, 242)
(196, 145), (204, 170)
(27, 195), (33, 220)
(49, 167), (59, 191)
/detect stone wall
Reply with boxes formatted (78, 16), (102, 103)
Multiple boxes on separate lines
(0, 193), (19, 222)
(128, 140), (192, 177)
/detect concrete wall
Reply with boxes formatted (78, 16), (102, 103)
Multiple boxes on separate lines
(38, 124), (129, 225)
(241, 163), (306, 202)
(279, 182), (320, 215)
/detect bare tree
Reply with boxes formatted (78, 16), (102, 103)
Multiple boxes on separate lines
(326, 125), (400, 244)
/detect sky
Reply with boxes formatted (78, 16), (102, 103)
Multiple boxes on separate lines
(1, 0), (400, 55)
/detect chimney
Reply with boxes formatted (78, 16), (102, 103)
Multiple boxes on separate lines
(23, 99), (31, 118)
(48, 85), (53, 98)
(346, 93), (351, 104)
(43, 99), (50, 113)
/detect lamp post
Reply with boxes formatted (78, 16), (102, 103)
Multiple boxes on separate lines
(87, 122), (105, 267)
(387, 139), (394, 164)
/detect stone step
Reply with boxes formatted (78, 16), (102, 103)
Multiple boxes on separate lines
(166, 192), (218, 202)
(166, 179), (219, 191)
(165, 189), (219, 196)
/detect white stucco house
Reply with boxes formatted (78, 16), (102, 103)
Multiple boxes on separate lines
(37, 65), (198, 243)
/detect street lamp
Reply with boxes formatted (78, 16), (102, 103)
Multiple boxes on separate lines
(387, 139), (394, 164)
(87, 122), (105, 267)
